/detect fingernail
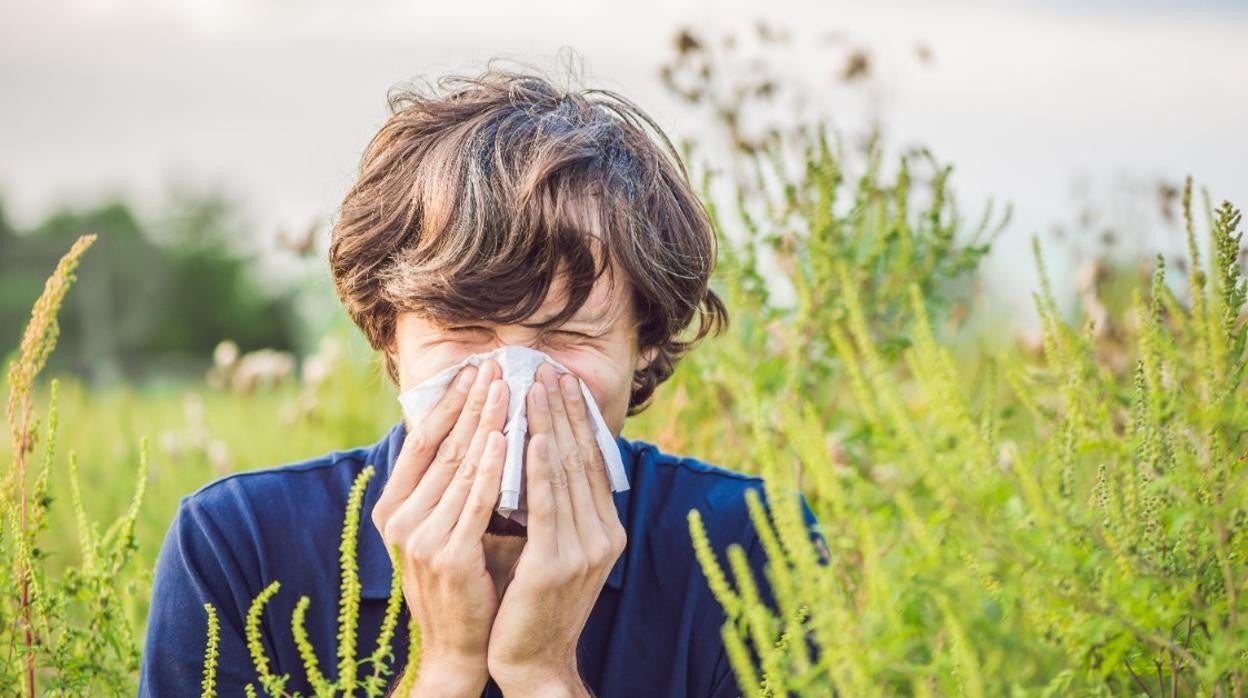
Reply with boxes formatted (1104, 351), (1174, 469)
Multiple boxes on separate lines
(532, 382), (547, 409)
(540, 364), (558, 391)
(455, 366), (477, 391)
(560, 374), (580, 401)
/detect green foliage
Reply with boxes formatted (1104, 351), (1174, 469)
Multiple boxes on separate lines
(202, 603), (221, 697)
(636, 124), (1006, 453)
(2, 235), (151, 695)
(0, 192), (303, 385)
(205, 466), (409, 697)
(4, 121), (1245, 696)
(674, 171), (1248, 694)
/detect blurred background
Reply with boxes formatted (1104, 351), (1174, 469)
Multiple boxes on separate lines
(3, 0), (1245, 387)
(4, 3), (1248, 689)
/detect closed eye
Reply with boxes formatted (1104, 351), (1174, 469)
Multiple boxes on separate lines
(444, 325), (494, 341)
(553, 330), (596, 340)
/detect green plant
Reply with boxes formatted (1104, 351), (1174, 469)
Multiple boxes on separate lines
(687, 180), (1248, 695)
(2, 234), (151, 695)
(199, 466), (418, 697)
(7, 107), (1245, 698)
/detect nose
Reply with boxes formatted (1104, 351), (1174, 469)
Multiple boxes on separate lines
(487, 328), (544, 353)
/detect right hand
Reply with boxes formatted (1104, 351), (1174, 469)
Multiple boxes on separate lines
(371, 360), (510, 697)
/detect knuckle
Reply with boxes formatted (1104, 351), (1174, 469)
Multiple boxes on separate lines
(407, 429), (430, 453)
(584, 539), (610, 565)
(567, 410), (590, 430)
(371, 505), (390, 533)
(549, 465), (570, 490)
(433, 439), (464, 470)
(432, 399), (462, 425)
(463, 398), (485, 418)
(455, 458), (478, 481)
(562, 450), (587, 475)
(568, 554), (589, 579)
(381, 518), (401, 545)
(465, 386), (490, 413)
(586, 450), (606, 473)
(404, 536), (433, 564)
(607, 525), (627, 554)
(430, 548), (465, 575)
(464, 497), (493, 517)
(547, 562), (580, 586)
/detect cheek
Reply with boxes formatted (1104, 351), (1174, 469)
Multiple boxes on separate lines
(550, 352), (634, 424)
(395, 344), (480, 391)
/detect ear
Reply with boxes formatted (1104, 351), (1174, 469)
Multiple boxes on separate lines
(636, 345), (659, 374)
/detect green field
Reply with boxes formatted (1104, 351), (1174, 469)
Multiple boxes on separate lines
(4, 135), (1246, 696)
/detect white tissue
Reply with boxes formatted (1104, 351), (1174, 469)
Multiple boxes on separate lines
(396, 345), (628, 524)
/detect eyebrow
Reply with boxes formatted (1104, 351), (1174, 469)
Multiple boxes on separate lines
(441, 294), (622, 331)
(442, 308), (611, 330)
(569, 299), (625, 329)
(569, 306), (609, 324)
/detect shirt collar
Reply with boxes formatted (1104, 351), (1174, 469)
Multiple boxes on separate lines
(358, 421), (634, 598)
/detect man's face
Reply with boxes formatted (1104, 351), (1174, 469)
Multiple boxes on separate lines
(391, 265), (649, 438)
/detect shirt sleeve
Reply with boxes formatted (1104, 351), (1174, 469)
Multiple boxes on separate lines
(139, 493), (266, 696)
(703, 492), (825, 698)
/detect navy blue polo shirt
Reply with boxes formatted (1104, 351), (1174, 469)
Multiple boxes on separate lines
(139, 421), (819, 697)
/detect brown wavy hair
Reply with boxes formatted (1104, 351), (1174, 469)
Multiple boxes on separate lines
(328, 62), (727, 413)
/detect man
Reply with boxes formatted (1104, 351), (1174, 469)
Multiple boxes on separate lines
(140, 66), (817, 697)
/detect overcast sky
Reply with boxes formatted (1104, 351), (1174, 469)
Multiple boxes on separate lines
(2, 0), (1245, 320)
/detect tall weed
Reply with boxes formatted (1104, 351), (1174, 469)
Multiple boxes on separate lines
(2, 235), (150, 695)
(678, 170), (1247, 694)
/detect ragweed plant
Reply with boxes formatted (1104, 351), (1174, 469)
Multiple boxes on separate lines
(2, 235), (151, 696)
(636, 122), (1007, 454)
(683, 178), (1248, 695)
(201, 465), (411, 697)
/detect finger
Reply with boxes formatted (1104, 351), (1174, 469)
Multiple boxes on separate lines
(424, 378), (508, 535)
(525, 371), (554, 438)
(537, 364), (578, 456)
(539, 368), (600, 540)
(375, 364), (476, 527)
(401, 359), (499, 520)
(448, 430), (506, 548)
(528, 383), (579, 558)
(558, 373), (616, 526)
(524, 432), (558, 555)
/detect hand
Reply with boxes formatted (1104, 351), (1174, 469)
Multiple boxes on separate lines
(371, 360), (510, 697)
(487, 364), (627, 696)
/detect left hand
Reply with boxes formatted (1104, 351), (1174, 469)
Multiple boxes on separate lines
(486, 363), (627, 696)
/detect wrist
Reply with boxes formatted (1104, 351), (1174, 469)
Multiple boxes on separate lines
(406, 654), (489, 698)
(491, 660), (588, 698)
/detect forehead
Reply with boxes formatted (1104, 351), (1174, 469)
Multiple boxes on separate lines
(524, 260), (635, 330)
(539, 196), (632, 321)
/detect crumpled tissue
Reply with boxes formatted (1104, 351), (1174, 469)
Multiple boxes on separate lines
(396, 345), (628, 524)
